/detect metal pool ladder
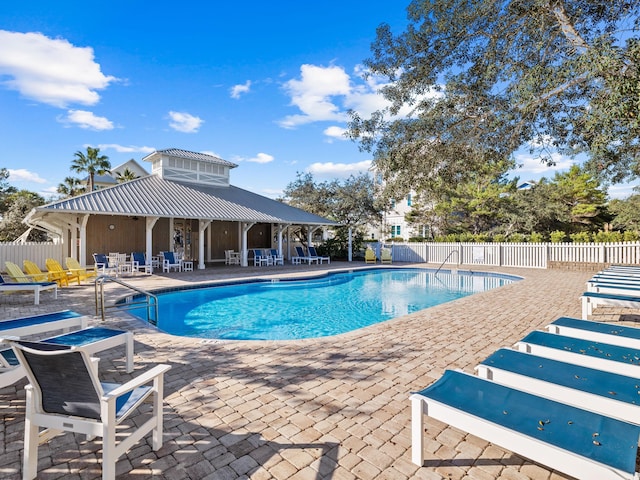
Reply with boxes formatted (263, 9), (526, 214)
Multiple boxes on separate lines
(434, 249), (460, 275)
(95, 275), (159, 324)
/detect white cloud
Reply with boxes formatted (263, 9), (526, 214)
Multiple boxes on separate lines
(7, 168), (47, 183)
(97, 144), (155, 154)
(61, 109), (114, 130)
(0, 30), (117, 108)
(168, 111), (203, 133)
(247, 153), (274, 164)
(323, 125), (348, 142)
(307, 160), (372, 178)
(230, 80), (251, 99)
(279, 64), (436, 130)
(279, 64), (351, 128)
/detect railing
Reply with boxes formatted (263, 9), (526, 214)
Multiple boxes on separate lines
(434, 249), (459, 275)
(95, 275), (159, 324)
(379, 241), (640, 269)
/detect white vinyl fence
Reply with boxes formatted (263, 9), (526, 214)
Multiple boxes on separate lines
(372, 241), (640, 269)
(0, 242), (65, 271)
(3, 241), (640, 273)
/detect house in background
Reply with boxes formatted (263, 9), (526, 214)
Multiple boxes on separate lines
(91, 159), (149, 189)
(24, 148), (337, 268)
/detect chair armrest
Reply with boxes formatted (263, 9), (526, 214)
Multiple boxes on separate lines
(103, 364), (171, 398)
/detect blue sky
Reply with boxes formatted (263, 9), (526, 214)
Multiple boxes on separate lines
(0, 1), (635, 201)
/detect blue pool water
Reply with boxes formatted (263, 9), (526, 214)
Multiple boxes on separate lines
(127, 268), (519, 340)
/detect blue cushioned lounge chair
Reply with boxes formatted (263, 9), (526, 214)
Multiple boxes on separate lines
(0, 274), (57, 305)
(476, 348), (640, 424)
(411, 369), (640, 480)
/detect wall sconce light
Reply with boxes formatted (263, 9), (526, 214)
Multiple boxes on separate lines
(108, 224), (115, 230)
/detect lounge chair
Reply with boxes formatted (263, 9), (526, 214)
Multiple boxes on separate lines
(162, 251), (182, 272)
(0, 325), (134, 388)
(380, 248), (392, 264)
(252, 249), (272, 266)
(5, 338), (170, 480)
(46, 258), (81, 286)
(411, 369), (640, 480)
(308, 246), (330, 264)
(93, 253), (118, 276)
(269, 249), (284, 266)
(0, 275), (57, 305)
(131, 252), (153, 275)
(65, 257), (98, 282)
(0, 310), (86, 338)
(364, 247), (376, 264)
(546, 316), (640, 349)
(580, 290), (640, 319)
(476, 348), (640, 424)
(515, 330), (640, 377)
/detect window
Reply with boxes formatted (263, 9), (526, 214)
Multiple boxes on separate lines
(390, 199), (396, 209)
(391, 225), (401, 237)
(407, 194), (412, 206)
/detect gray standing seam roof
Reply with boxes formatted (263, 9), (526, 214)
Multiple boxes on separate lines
(32, 175), (337, 225)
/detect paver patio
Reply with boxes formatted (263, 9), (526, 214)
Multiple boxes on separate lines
(0, 262), (635, 479)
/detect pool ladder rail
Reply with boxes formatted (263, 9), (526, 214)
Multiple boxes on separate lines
(434, 249), (459, 275)
(95, 274), (159, 324)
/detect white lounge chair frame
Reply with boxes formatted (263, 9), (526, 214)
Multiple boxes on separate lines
(581, 291), (640, 319)
(546, 317), (640, 350)
(411, 371), (640, 480)
(475, 350), (640, 425)
(0, 279), (57, 305)
(6, 339), (170, 480)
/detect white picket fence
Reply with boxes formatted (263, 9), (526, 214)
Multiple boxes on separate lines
(373, 242), (640, 269)
(0, 242), (65, 270)
(2, 241), (640, 272)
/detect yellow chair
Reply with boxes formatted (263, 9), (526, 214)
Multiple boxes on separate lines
(365, 247), (377, 264)
(46, 258), (81, 286)
(23, 260), (63, 285)
(380, 248), (392, 264)
(65, 257), (97, 282)
(5, 261), (46, 283)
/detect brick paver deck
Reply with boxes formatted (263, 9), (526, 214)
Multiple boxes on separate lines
(0, 262), (633, 479)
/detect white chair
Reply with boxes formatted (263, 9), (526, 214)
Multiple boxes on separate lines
(269, 249), (284, 266)
(5, 338), (170, 480)
(252, 249), (271, 266)
(224, 250), (241, 265)
(162, 251), (182, 272)
(131, 252), (153, 275)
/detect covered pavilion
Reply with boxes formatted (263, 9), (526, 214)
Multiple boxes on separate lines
(23, 148), (338, 269)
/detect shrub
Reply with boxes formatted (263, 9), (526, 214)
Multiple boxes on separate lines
(529, 232), (544, 243)
(509, 233), (525, 243)
(492, 233), (506, 243)
(473, 233), (489, 243)
(570, 232), (591, 243)
(624, 230), (640, 242)
(550, 230), (566, 243)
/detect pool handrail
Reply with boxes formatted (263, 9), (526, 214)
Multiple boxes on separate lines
(94, 274), (159, 324)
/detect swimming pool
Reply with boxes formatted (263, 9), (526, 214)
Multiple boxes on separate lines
(126, 268), (519, 340)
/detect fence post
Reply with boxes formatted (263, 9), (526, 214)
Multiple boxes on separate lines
(600, 244), (605, 264)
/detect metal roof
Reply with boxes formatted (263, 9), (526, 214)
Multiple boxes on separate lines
(28, 175), (337, 225)
(142, 148), (239, 168)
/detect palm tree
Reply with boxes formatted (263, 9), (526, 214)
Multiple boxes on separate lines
(70, 147), (111, 192)
(57, 176), (86, 197)
(116, 167), (139, 183)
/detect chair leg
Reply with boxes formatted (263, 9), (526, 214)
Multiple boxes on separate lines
(23, 388), (40, 480)
(152, 377), (165, 450)
(101, 419), (117, 480)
